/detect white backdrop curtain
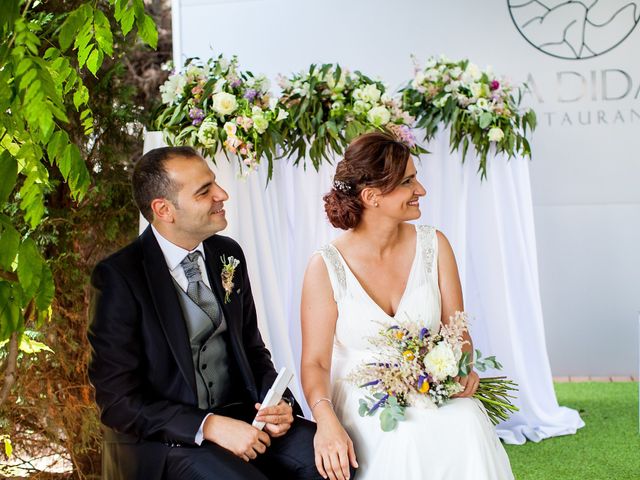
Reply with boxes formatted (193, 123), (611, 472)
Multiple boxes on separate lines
(142, 131), (584, 444)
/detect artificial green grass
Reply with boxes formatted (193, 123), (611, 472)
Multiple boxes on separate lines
(505, 382), (639, 479)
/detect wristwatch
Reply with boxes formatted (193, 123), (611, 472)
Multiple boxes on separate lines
(281, 393), (295, 409)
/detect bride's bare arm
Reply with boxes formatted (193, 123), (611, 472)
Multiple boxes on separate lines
(436, 230), (479, 398)
(301, 253), (358, 480)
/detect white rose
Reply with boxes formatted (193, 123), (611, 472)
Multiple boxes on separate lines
(353, 100), (369, 114)
(412, 71), (426, 88)
(470, 83), (483, 99)
(422, 343), (458, 381)
(488, 127), (504, 142)
(223, 122), (237, 137)
(197, 119), (218, 148)
(367, 105), (391, 126)
(212, 92), (237, 116)
(362, 84), (381, 103)
(252, 113), (269, 134)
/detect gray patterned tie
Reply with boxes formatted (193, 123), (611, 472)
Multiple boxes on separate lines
(181, 252), (221, 329)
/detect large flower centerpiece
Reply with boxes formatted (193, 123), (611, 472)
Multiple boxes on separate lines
(401, 56), (537, 179)
(277, 64), (426, 169)
(155, 55), (290, 177)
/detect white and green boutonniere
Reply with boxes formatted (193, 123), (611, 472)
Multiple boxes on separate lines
(220, 255), (240, 304)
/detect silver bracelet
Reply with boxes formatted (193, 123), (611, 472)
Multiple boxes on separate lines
(310, 397), (333, 411)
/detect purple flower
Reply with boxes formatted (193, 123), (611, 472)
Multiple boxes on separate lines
(229, 78), (242, 88)
(490, 80), (500, 91)
(368, 393), (389, 415)
(189, 107), (205, 126)
(243, 88), (258, 102)
(419, 327), (429, 340)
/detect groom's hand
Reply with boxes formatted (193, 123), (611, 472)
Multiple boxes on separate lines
(254, 400), (294, 438)
(203, 414), (271, 461)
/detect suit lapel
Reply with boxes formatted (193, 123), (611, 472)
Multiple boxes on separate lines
(140, 227), (197, 395)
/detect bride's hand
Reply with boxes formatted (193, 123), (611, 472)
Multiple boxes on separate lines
(452, 370), (480, 398)
(314, 414), (358, 480)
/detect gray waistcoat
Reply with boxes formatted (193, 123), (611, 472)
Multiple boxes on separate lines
(172, 281), (232, 409)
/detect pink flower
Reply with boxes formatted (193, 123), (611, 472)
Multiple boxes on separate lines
(490, 80), (500, 91)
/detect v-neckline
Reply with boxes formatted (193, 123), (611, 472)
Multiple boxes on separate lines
(329, 226), (419, 319)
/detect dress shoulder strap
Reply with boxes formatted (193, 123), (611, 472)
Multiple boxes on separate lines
(416, 225), (437, 276)
(317, 244), (347, 303)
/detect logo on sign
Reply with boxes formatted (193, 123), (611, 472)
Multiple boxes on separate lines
(508, 1), (640, 60)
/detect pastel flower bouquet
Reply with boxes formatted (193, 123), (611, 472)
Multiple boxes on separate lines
(155, 55), (290, 178)
(401, 56), (537, 179)
(349, 312), (518, 432)
(277, 64), (426, 169)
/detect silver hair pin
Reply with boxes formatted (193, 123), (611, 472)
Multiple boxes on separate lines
(333, 179), (352, 193)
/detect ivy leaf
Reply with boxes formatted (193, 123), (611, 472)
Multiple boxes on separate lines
(17, 237), (43, 301)
(93, 9), (114, 57)
(0, 281), (22, 340)
(136, 14), (158, 49)
(120, 6), (136, 36)
(18, 334), (54, 354)
(77, 43), (94, 69)
(86, 48), (104, 76)
(73, 84), (89, 109)
(0, 151), (17, 204)
(59, 7), (87, 52)
(3, 436), (12, 458)
(0, 215), (20, 270)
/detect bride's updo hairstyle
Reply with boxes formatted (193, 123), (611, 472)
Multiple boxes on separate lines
(324, 130), (411, 230)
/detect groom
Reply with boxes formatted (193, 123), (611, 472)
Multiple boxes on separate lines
(88, 146), (323, 479)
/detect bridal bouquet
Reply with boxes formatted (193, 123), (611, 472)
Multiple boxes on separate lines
(155, 55), (290, 178)
(401, 55), (537, 179)
(277, 64), (426, 169)
(349, 312), (518, 431)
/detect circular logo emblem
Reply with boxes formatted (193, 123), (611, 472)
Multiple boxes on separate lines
(508, 0), (640, 60)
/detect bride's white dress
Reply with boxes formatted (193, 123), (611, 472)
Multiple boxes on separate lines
(318, 225), (514, 479)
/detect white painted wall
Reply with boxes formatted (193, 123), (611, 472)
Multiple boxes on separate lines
(173, 0), (640, 376)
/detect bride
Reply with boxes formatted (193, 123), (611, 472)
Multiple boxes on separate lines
(300, 131), (514, 480)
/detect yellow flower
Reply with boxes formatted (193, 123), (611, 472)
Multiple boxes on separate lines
(403, 350), (415, 361)
(418, 380), (430, 394)
(394, 331), (405, 340)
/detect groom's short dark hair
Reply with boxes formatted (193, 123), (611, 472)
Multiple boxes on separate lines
(132, 146), (200, 222)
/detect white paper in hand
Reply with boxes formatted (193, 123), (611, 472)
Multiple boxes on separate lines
(252, 367), (294, 430)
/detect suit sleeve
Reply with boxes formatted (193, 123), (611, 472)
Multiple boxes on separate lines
(88, 261), (206, 445)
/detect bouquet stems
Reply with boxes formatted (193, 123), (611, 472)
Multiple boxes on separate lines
(474, 377), (519, 425)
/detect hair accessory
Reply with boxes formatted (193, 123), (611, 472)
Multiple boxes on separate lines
(333, 179), (352, 194)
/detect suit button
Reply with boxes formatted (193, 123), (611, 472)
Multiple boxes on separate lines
(208, 381), (213, 387)
(201, 364), (207, 370)
(201, 345), (207, 352)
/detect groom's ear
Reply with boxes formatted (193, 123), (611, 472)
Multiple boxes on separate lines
(360, 187), (380, 208)
(150, 197), (174, 223)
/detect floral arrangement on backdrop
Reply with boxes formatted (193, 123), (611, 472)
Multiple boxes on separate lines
(154, 54), (536, 179)
(277, 64), (427, 169)
(155, 55), (290, 178)
(401, 55), (537, 179)
(349, 311), (519, 431)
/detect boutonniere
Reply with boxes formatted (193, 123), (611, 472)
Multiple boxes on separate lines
(220, 255), (241, 304)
